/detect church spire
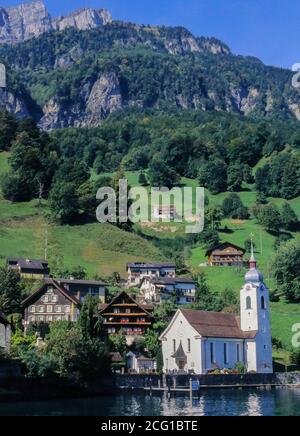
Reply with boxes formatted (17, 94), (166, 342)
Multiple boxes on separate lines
(249, 235), (257, 269)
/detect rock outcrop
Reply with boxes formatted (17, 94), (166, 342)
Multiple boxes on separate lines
(0, 88), (29, 117)
(39, 72), (123, 130)
(0, 1), (112, 44)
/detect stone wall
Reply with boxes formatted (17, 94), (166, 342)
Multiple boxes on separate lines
(115, 372), (300, 389)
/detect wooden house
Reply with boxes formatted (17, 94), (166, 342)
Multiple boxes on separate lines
(22, 279), (80, 330)
(7, 258), (50, 280)
(206, 242), (246, 267)
(99, 291), (153, 341)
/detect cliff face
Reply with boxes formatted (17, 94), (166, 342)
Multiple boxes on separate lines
(0, 1), (112, 44)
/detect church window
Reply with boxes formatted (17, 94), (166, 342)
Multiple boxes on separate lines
(237, 344), (240, 362)
(210, 343), (215, 364)
(187, 339), (191, 353)
(224, 343), (229, 365)
(261, 296), (266, 310)
(246, 296), (252, 310)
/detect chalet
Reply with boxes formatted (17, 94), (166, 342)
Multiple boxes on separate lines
(140, 277), (196, 305)
(0, 312), (11, 351)
(126, 351), (157, 374)
(99, 291), (153, 343)
(153, 205), (177, 220)
(127, 262), (176, 288)
(53, 278), (107, 303)
(22, 279), (80, 330)
(206, 242), (246, 267)
(7, 258), (50, 280)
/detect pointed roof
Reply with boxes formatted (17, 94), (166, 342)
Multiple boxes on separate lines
(99, 290), (153, 316)
(172, 341), (187, 359)
(245, 239), (264, 284)
(160, 309), (257, 340)
(22, 279), (80, 307)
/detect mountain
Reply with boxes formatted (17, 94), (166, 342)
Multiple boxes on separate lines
(0, 2), (299, 129)
(0, 1), (112, 44)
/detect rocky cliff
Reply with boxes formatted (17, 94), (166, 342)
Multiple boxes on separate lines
(0, 1), (112, 44)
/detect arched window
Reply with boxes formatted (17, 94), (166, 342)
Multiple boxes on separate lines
(261, 296), (266, 310)
(246, 296), (252, 310)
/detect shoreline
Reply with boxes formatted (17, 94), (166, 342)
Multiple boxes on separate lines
(0, 372), (300, 403)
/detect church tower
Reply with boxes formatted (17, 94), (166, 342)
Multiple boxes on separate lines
(240, 240), (273, 373)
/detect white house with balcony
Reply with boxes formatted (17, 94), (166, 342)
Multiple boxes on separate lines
(160, 245), (273, 374)
(126, 262), (176, 288)
(140, 277), (196, 305)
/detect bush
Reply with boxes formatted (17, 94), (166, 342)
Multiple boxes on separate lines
(290, 349), (300, 368)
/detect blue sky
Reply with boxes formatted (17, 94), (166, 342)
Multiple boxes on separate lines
(1, 0), (299, 68)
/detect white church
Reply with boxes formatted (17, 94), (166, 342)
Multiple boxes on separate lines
(160, 246), (273, 374)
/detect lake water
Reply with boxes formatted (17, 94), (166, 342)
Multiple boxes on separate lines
(0, 388), (299, 416)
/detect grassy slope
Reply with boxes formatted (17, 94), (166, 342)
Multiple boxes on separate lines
(1, 155), (300, 351)
(0, 154), (164, 277)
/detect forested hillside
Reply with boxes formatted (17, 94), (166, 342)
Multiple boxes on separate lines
(0, 20), (300, 129)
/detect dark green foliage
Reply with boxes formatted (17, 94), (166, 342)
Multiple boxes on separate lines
(256, 152), (300, 200)
(227, 162), (244, 191)
(281, 203), (299, 231)
(0, 110), (17, 150)
(49, 182), (79, 223)
(291, 349), (300, 367)
(257, 203), (282, 233)
(222, 193), (249, 219)
(272, 240), (300, 302)
(192, 273), (223, 312)
(198, 159), (227, 194)
(274, 233), (293, 250)
(78, 295), (104, 340)
(0, 267), (24, 315)
(1, 116), (58, 202)
(148, 153), (180, 188)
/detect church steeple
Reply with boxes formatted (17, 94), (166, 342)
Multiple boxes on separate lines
(245, 236), (263, 284)
(249, 238), (257, 269)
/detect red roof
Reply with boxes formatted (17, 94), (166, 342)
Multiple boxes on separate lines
(181, 309), (257, 340)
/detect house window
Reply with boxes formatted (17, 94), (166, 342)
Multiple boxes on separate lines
(187, 339), (191, 353)
(51, 295), (58, 303)
(55, 306), (62, 313)
(30, 306), (36, 313)
(29, 316), (35, 323)
(224, 343), (229, 365)
(47, 305), (52, 313)
(38, 306), (44, 313)
(261, 296), (266, 310)
(237, 344), (240, 362)
(43, 295), (49, 303)
(38, 316), (44, 322)
(173, 339), (176, 353)
(246, 296), (252, 310)
(47, 315), (53, 322)
(210, 343), (215, 364)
